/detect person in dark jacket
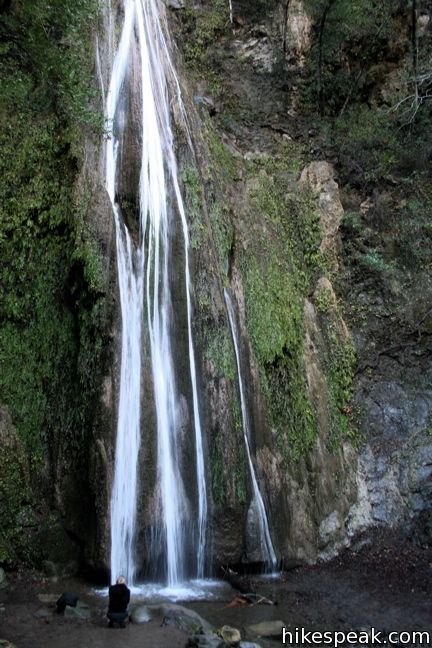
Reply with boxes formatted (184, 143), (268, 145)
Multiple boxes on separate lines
(107, 576), (130, 628)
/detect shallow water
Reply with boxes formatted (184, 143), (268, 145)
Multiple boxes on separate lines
(94, 578), (233, 602)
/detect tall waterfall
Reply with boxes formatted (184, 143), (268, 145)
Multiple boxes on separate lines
(224, 289), (277, 568)
(105, 0), (207, 586)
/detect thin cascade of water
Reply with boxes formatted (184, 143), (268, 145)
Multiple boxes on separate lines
(224, 289), (277, 568)
(105, 0), (208, 586)
(106, 0), (141, 587)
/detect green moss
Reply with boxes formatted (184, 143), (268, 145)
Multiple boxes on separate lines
(243, 257), (318, 461)
(314, 285), (335, 314)
(234, 443), (247, 505)
(207, 126), (238, 183)
(205, 328), (236, 381)
(326, 334), (357, 450)
(244, 260), (302, 366)
(238, 149), (323, 461)
(210, 432), (226, 506)
(203, 120), (237, 278)
(0, 0), (107, 568)
(177, 0), (229, 91)
(182, 166), (206, 250)
(210, 415), (248, 507)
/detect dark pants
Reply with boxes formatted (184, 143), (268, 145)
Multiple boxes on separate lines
(107, 611), (128, 627)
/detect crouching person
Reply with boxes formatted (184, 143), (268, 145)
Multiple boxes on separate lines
(107, 576), (130, 628)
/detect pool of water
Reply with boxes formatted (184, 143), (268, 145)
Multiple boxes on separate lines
(93, 578), (234, 603)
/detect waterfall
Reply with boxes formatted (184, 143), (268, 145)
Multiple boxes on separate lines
(105, 0), (207, 586)
(224, 289), (277, 568)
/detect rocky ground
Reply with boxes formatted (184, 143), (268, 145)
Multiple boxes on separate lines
(0, 530), (430, 648)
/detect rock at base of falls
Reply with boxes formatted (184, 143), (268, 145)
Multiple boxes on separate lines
(161, 604), (213, 634)
(218, 625), (241, 644)
(130, 602), (213, 633)
(246, 620), (286, 637)
(129, 605), (152, 624)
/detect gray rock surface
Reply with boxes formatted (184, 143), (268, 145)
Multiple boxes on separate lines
(0, 569), (7, 590)
(346, 377), (432, 537)
(164, 0), (185, 8)
(186, 633), (224, 648)
(129, 604), (152, 624)
(64, 601), (91, 620)
(300, 161), (344, 267)
(161, 604), (212, 634)
(218, 625), (241, 645)
(319, 511), (344, 549)
(247, 620), (286, 638)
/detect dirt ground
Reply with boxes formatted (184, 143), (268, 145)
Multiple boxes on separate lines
(1, 531), (431, 648)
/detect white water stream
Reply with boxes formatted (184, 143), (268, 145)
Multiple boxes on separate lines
(105, 0), (207, 586)
(224, 289), (277, 568)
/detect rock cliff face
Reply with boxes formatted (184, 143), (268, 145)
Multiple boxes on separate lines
(1, 0), (431, 576)
(163, 0), (432, 565)
(77, 0), (363, 573)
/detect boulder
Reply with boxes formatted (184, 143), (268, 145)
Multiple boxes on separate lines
(247, 620), (286, 638)
(161, 604), (212, 634)
(218, 625), (241, 645)
(129, 604), (152, 624)
(64, 601), (91, 620)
